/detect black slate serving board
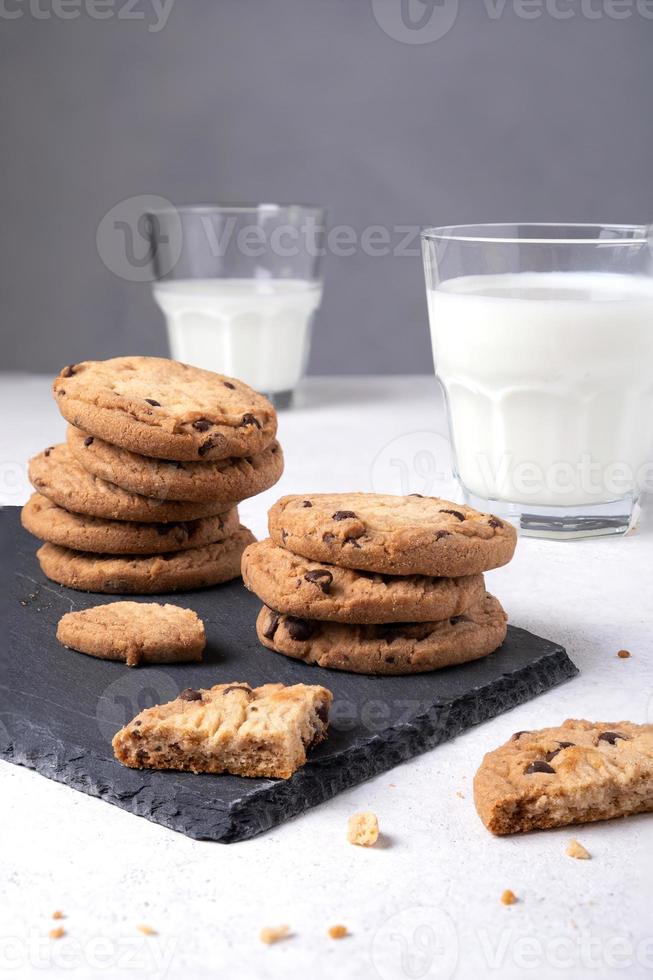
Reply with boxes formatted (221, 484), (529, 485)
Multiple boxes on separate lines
(1, 508), (578, 842)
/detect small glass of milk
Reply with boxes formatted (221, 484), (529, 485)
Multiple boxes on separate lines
(421, 223), (653, 538)
(147, 204), (326, 408)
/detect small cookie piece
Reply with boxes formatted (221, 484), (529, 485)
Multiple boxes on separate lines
(260, 925), (290, 945)
(29, 445), (227, 523)
(566, 839), (591, 860)
(474, 720), (653, 835)
(53, 357), (277, 461)
(501, 890), (517, 906)
(57, 602), (206, 666)
(347, 812), (379, 846)
(37, 526), (255, 594)
(67, 426), (284, 504)
(268, 493), (516, 577)
(256, 593), (507, 675)
(22, 493), (238, 555)
(242, 538), (485, 623)
(112, 682), (332, 779)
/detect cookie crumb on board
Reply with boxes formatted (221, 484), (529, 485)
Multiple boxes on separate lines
(617, 649), (631, 659)
(137, 924), (158, 936)
(501, 890), (518, 906)
(52, 911), (64, 920)
(328, 924), (349, 939)
(260, 924), (290, 945)
(567, 839), (591, 860)
(347, 811), (379, 846)
(49, 927), (66, 940)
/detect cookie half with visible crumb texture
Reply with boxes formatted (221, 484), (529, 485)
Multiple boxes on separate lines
(57, 602), (206, 666)
(268, 493), (516, 577)
(29, 445), (228, 523)
(256, 592), (507, 675)
(22, 493), (238, 554)
(53, 357), (277, 461)
(474, 719), (653, 835)
(242, 538), (486, 623)
(37, 526), (255, 594)
(112, 682), (332, 779)
(67, 426), (284, 504)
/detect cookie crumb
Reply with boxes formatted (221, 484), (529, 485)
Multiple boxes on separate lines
(52, 911), (64, 920)
(617, 649), (631, 659)
(456, 791), (465, 799)
(347, 811), (379, 847)
(260, 924), (290, 945)
(567, 839), (591, 860)
(137, 925), (157, 936)
(328, 924), (348, 940)
(501, 889), (518, 906)
(49, 927), (66, 940)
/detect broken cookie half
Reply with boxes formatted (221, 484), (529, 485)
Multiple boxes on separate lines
(112, 682), (332, 780)
(474, 719), (653, 835)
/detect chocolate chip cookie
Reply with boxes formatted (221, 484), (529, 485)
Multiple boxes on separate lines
(22, 492), (238, 554)
(57, 602), (206, 666)
(29, 445), (227, 523)
(474, 720), (653, 835)
(113, 681), (332, 779)
(53, 357), (277, 461)
(67, 426), (284, 504)
(37, 525), (255, 593)
(256, 592), (507, 674)
(268, 493), (516, 577)
(242, 538), (486, 624)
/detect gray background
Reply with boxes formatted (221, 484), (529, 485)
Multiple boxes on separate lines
(1, 0), (652, 374)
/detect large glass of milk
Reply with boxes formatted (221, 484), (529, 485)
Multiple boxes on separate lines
(147, 205), (326, 408)
(422, 224), (653, 538)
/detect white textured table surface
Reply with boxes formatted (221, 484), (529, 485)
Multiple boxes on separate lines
(1, 374), (652, 980)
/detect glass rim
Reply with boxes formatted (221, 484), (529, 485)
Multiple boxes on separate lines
(147, 202), (326, 218)
(421, 222), (649, 246)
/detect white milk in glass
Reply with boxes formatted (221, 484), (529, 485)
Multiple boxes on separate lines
(153, 279), (323, 394)
(427, 272), (653, 507)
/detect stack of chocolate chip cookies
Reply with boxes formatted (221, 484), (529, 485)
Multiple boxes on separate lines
(22, 356), (284, 594)
(242, 493), (517, 675)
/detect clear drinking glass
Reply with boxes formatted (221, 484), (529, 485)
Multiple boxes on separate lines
(147, 204), (326, 408)
(421, 223), (653, 538)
